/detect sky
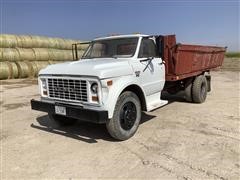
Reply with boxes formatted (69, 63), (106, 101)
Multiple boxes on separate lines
(0, 0), (239, 51)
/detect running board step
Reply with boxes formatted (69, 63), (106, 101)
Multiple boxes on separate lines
(146, 91), (168, 111)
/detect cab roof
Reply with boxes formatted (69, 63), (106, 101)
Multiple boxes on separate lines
(94, 34), (149, 41)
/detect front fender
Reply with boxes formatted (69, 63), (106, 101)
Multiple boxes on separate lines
(101, 75), (145, 119)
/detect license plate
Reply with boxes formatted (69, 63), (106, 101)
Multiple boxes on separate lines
(55, 106), (66, 115)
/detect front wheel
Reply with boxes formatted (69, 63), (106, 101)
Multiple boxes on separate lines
(106, 91), (141, 141)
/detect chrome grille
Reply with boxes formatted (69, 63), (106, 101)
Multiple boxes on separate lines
(47, 78), (88, 102)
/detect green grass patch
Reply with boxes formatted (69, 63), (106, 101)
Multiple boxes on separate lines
(225, 52), (240, 58)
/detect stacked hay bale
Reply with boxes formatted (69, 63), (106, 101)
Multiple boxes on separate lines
(0, 34), (88, 80)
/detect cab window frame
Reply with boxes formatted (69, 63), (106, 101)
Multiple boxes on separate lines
(138, 37), (159, 58)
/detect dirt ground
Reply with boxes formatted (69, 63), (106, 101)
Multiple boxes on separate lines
(1, 68), (240, 179)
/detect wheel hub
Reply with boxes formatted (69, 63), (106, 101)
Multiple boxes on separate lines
(201, 83), (206, 98)
(120, 102), (137, 130)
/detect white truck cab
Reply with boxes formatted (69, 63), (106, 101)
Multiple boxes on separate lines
(31, 34), (168, 140)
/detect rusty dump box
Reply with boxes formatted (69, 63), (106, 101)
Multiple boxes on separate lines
(159, 35), (226, 81)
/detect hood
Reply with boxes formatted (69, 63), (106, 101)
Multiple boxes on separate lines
(39, 58), (133, 79)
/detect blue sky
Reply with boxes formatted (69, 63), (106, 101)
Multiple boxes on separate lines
(1, 0), (239, 51)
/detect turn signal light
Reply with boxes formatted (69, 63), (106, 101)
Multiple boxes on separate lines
(107, 80), (113, 86)
(92, 96), (99, 102)
(43, 91), (48, 96)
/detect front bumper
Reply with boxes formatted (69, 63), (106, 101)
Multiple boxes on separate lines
(31, 99), (108, 124)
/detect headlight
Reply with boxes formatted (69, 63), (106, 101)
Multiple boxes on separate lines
(40, 78), (48, 96)
(90, 82), (98, 94)
(42, 79), (47, 90)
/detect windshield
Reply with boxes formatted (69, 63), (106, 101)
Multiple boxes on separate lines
(82, 37), (138, 59)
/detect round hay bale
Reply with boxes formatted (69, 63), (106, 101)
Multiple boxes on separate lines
(16, 48), (36, 61)
(72, 50), (85, 60)
(0, 48), (3, 61)
(48, 38), (59, 49)
(48, 49), (69, 61)
(1, 48), (20, 61)
(29, 61), (38, 77)
(0, 61), (11, 79)
(16, 35), (33, 48)
(36, 61), (50, 70)
(9, 62), (19, 78)
(33, 36), (50, 48)
(63, 39), (74, 50)
(30, 35), (43, 47)
(57, 38), (68, 49)
(33, 48), (50, 61)
(49, 60), (66, 64)
(24, 61), (36, 77)
(33, 61), (50, 76)
(36, 61), (49, 73)
(28, 36), (39, 47)
(51, 38), (60, 49)
(48, 60), (55, 65)
(15, 61), (31, 78)
(62, 50), (74, 60)
(0, 34), (18, 48)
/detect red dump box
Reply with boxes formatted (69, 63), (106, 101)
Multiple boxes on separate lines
(160, 35), (226, 81)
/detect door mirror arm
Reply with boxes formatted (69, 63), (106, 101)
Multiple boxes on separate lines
(140, 56), (154, 62)
(142, 57), (154, 72)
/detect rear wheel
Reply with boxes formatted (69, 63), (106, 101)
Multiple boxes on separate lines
(48, 113), (77, 126)
(106, 91), (141, 140)
(192, 75), (208, 103)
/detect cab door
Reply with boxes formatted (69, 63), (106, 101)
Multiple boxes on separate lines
(132, 37), (165, 96)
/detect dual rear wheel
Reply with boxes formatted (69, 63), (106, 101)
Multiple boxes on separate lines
(185, 75), (208, 103)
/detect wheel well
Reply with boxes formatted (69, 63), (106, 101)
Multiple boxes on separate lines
(121, 85), (147, 111)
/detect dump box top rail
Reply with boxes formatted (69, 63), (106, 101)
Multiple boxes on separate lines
(159, 35), (226, 81)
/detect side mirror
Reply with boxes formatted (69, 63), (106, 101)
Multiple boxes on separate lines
(72, 41), (91, 60)
(72, 44), (78, 60)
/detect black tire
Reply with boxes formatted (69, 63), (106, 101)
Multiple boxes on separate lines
(192, 75), (208, 103)
(184, 82), (192, 102)
(48, 113), (77, 126)
(166, 88), (178, 95)
(106, 91), (141, 140)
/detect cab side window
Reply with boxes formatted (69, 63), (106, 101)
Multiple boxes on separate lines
(138, 38), (157, 58)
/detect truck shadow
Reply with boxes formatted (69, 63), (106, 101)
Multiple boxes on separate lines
(30, 112), (155, 143)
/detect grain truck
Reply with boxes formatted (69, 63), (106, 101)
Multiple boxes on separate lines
(31, 34), (226, 140)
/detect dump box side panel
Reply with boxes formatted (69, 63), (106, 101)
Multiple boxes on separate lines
(161, 35), (226, 81)
(173, 45), (225, 75)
